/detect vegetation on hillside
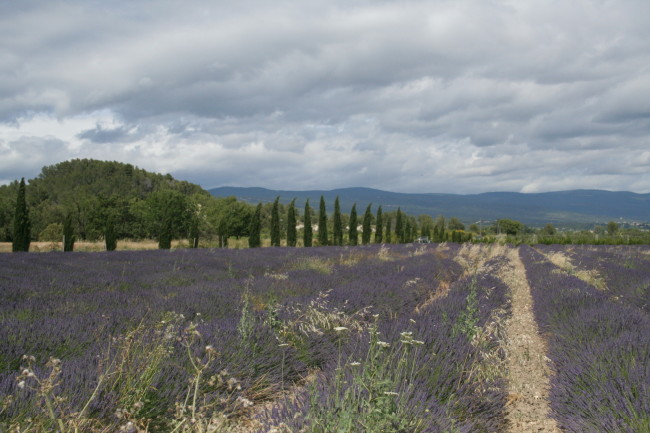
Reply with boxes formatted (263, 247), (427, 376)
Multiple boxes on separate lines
(2, 159), (649, 250)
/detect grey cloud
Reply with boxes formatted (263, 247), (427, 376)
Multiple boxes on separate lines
(1, 0), (650, 193)
(77, 125), (137, 144)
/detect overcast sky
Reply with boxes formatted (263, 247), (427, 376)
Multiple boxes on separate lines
(1, 0), (649, 193)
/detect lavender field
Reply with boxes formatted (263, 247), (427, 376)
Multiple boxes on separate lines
(0, 244), (648, 432)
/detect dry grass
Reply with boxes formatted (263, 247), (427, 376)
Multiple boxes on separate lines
(288, 256), (333, 274)
(543, 250), (607, 290)
(0, 238), (250, 253)
(455, 243), (509, 275)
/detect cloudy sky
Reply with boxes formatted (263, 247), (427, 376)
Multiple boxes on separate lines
(1, 0), (649, 193)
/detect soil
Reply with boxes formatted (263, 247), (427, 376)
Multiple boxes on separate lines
(499, 247), (561, 433)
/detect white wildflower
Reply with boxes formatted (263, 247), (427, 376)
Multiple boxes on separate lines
(236, 396), (254, 408)
(377, 341), (390, 348)
(17, 380), (26, 390)
(120, 421), (137, 433)
(348, 362), (361, 367)
(383, 391), (399, 396)
(333, 326), (348, 332)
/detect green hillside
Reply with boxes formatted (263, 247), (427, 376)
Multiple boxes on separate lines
(0, 159), (211, 243)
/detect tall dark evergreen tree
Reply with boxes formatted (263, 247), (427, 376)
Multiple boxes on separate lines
(287, 199), (297, 247)
(318, 196), (328, 246)
(159, 229), (172, 249)
(435, 216), (446, 242)
(348, 203), (358, 246)
(63, 213), (75, 252)
(12, 178), (30, 252)
(248, 203), (262, 248)
(385, 218), (392, 243)
(303, 200), (313, 247)
(395, 208), (404, 243)
(332, 196), (343, 246)
(105, 216), (117, 251)
(375, 206), (383, 243)
(362, 203), (372, 245)
(404, 218), (412, 243)
(270, 196), (281, 247)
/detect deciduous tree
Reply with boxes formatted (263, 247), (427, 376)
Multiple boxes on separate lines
(607, 221), (619, 236)
(146, 189), (189, 249)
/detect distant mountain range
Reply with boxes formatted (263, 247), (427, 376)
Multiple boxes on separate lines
(209, 187), (650, 227)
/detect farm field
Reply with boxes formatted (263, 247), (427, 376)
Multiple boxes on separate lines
(0, 244), (648, 432)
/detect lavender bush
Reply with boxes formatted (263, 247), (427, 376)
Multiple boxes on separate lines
(257, 256), (511, 433)
(520, 245), (650, 432)
(3, 244), (510, 432)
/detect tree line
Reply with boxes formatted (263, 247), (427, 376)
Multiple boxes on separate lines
(6, 159), (649, 251)
(5, 160), (476, 251)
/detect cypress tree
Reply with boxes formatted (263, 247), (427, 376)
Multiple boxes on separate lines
(374, 206), (383, 243)
(404, 218), (411, 244)
(248, 203), (262, 248)
(63, 213), (75, 252)
(333, 196), (343, 246)
(318, 195), (328, 246)
(395, 208), (404, 243)
(287, 199), (297, 247)
(348, 203), (358, 246)
(435, 216), (446, 242)
(12, 178), (31, 252)
(362, 203), (372, 245)
(105, 217), (117, 251)
(303, 200), (313, 247)
(385, 218), (392, 243)
(270, 196), (281, 247)
(159, 228), (172, 249)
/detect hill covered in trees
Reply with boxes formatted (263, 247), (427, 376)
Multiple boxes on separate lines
(0, 159), (251, 247)
(209, 186), (650, 228)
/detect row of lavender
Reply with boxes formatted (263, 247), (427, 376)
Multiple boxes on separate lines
(534, 244), (650, 313)
(520, 245), (650, 432)
(1, 244), (510, 431)
(256, 254), (511, 432)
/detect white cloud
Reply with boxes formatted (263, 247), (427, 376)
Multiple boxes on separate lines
(0, 0), (649, 193)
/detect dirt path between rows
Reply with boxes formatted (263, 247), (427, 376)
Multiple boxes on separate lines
(499, 247), (561, 433)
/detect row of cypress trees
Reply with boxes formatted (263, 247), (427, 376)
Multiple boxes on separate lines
(11, 179), (447, 251)
(247, 195), (393, 247)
